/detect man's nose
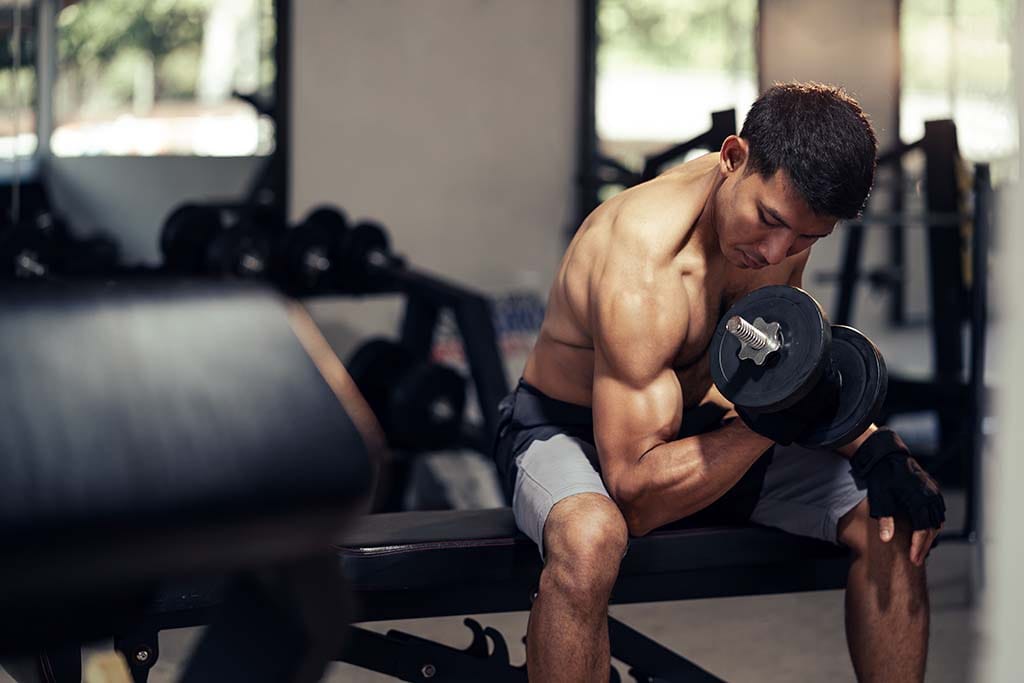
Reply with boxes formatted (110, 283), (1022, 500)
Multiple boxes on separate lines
(758, 230), (794, 265)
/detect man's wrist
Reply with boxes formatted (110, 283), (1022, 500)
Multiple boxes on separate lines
(849, 427), (911, 481)
(838, 423), (880, 459)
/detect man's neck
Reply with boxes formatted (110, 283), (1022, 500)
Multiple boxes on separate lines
(691, 167), (728, 268)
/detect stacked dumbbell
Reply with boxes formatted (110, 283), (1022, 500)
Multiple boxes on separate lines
(160, 202), (280, 278)
(0, 210), (58, 279)
(710, 285), (888, 448)
(346, 337), (469, 451)
(161, 202), (404, 297)
(1, 208), (119, 281)
(269, 205), (404, 296)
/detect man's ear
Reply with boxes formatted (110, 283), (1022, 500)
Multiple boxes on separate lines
(719, 135), (749, 175)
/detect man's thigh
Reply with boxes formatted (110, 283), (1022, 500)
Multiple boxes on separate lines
(512, 434), (612, 559)
(750, 442), (866, 544)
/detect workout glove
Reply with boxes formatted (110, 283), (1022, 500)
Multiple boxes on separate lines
(849, 428), (946, 531)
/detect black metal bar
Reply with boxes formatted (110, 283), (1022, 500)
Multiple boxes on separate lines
(338, 624), (527, 682)
(269, 0), (290, 227)
(596, 153), (641, 187)
(889, 0), (906, 326)
(888, 167), (907, 326)
(832, 221), (865, 326)
(922, 119), (964, 453)
(640, 109), (736, 181)
(964, 163), (990, 540)
(575, 0), (600, 232)
(399, 295), (441, 363)
(377, 262), (490, 309)
(454, 295), (511, 447)
(609, 617), (725, 683)
(876, 137), (923, 167)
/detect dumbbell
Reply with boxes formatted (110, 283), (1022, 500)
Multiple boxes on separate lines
(204, 203), (278, 278)
(0, 211), (60, 280)
(709, 285), (887, 448)
(161, 202), (277, 278)
(160, 203), (225, 274)
(336, 220), (405, 294)
(347, 338), (467, 450)
(273, 207), (404, 296)
(274, 206), (349, 296)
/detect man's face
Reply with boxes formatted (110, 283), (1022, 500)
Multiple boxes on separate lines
(715, 148), (837, 270)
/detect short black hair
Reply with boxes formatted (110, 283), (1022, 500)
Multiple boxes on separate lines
(739, 82), (878, 219)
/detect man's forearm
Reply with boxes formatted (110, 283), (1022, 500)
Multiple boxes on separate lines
(615, 420), (772, 535)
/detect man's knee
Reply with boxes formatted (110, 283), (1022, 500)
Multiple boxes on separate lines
(838, 499), (927, 581)
(542, 493), (628, 600)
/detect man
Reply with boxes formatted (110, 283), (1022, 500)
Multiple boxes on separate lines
(492, 83), (946, 682)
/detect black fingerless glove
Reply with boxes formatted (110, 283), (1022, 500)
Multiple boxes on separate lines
(850, 428), (946, 531)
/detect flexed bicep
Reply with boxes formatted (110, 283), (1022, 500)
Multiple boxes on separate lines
(589, 264), (689, 501)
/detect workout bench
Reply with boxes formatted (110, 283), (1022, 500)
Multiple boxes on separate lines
(105, 509), (849, 683)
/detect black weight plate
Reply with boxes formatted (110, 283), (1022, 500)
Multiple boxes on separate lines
(206, 225), (271, 278)
(303, 206), (349, 234)
(276, 219), (343, 295)
(389, 361), (467, 450)
(710, 285), (831, 412)
(346, 338), (416, 434)
(340, 221), (390, 294)
(0, 222), (57, 279)
(799, 325), (888, 449)
(160, 204), (225, 274)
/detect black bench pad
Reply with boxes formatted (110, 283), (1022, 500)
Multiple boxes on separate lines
(335, 508), (851, 621)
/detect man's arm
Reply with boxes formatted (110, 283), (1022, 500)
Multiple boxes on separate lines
(789, 249), (941, 563)
(591, 241), (772, 537)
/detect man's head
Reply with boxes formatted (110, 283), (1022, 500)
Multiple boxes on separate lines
(713, 82), (878, 269)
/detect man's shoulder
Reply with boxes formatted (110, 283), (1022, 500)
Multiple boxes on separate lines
(606, 177), (707, 256)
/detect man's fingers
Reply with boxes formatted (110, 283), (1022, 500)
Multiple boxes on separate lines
(922, 528), (940, 562)
(879, 516), (895, 542)
(910, 530), (929, 565)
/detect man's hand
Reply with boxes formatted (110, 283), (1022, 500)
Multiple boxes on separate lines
(850, 428), (946, 566)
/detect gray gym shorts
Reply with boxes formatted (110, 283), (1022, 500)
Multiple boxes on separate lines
(494, 381), (866, 560)
(513, 436), (865, 559)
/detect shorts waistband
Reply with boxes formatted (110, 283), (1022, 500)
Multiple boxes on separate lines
(510, 379), (594, 430)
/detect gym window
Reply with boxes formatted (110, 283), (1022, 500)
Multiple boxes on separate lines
(0, 2), (39, 161)
(51, 0), (276, 157)
(900, 0), (1016, 167)
(596, 0), (758, 189)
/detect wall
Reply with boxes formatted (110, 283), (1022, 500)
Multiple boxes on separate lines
(291, 1), (578, 356)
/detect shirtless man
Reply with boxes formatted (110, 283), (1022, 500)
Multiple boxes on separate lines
(492, 83), (946, 682)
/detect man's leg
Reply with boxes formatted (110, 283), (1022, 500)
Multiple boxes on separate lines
(837, 497), (929, 683)
(527, 492), (628, 683)
(749, 443), (931, 682)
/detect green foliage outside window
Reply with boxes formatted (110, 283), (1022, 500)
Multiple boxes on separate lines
(598, 0), (757, 76)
